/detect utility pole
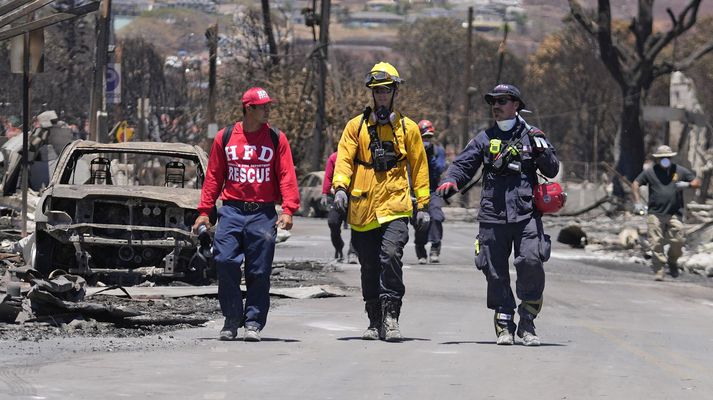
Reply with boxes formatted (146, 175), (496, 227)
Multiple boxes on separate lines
(205, 23), (218, 127)
(89, 0), (111, 142)
(461, 6), (473, 150)
(21, 27), (30, 237)
(312, 0), (330, 171)
(495, 23), (509, 84)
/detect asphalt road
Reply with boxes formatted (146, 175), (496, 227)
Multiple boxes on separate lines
(2, 216), (713, 399)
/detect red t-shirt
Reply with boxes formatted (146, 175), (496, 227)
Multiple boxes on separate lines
(322, 151), (337, 195)
(198, 122), (300, 215)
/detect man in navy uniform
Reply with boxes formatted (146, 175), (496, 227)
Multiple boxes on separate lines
(436, 84), (559, 346)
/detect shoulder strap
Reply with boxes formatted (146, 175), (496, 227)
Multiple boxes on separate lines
(221, 123), (235, 150)
(269, 126), (280, 150)
(223, 123), (280, 152)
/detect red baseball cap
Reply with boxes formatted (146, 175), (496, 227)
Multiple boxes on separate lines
(242, 87), (273, 107)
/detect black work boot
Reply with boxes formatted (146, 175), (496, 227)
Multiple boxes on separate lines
(494, 313), (515, 345)
(362, 300), (381, 340)
(668, 263), (680, 278)
(381, 298), (403, 342)
(516, 317), (541, 346)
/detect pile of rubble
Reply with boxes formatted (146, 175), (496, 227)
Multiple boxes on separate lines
(546, 204), (713, 277)
(0, 249), (346, 341)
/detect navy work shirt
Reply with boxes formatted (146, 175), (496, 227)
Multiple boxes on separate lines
(441, 119), (559, 224)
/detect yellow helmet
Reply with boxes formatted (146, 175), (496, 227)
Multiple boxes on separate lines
(365, 62), (403, 88)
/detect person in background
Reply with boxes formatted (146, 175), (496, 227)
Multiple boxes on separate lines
(413, 119), (447, 264)
(321, 146), (358, 263)
(632, 145), (701, 281)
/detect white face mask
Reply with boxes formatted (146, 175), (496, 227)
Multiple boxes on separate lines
(659, 158), (671, 168)
(496, 118), (517, 131)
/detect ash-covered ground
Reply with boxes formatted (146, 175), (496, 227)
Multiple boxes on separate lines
(0, 259), (345, 343)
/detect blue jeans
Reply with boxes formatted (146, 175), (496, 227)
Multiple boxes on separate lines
(213, 204), (277, 329)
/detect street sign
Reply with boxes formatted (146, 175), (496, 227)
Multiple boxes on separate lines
(106, 63), (121, 104)
(115, 120), (134, 142)
(9, 29), (44, 74)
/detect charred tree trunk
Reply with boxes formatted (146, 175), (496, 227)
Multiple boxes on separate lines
(261, 0), (279, 66)
(569, 0), (713, 201)
(613, 90), (645, 196)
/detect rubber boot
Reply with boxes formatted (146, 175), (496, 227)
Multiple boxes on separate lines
(494, 313), (515, 345)
(381, 298), (403, 342)
(362, 300), (381, 340)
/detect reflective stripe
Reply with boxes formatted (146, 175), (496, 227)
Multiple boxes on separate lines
(333, 173), (351, 187)
(377, 212), (411, 225)
(495, 313), (513, 321)
(350, 212), (412, 232)
(350, 220), (381, 232)
(521, 299), (543, 316)
(415, 187), (430, 198)
(352, 188), (364, 197)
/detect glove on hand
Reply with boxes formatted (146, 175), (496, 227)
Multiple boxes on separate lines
(674, 181), (691, 189)
(435, 181), (458, 197)
(334, 189), (348, 212)
(633, 203), (647, 215)
(529, 129), (549, 153)
(320, 194), (329, 208)
(415, 210), (431, 232)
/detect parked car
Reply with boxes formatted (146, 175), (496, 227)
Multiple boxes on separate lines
(31, 140), (213, 282)
(297, 171), (328, 217)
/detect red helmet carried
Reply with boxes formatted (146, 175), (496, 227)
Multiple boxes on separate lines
(418, 119), (435, 137)
(534, 182), (566, 214)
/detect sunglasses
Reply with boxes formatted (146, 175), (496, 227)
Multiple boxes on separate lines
(487, 97), (512, 106)
(373, 86), (394, 94)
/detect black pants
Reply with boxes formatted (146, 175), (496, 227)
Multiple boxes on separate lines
(327, 205), (356, 256)
(352, 218), (409, 302)
(414, 193), (445, 259)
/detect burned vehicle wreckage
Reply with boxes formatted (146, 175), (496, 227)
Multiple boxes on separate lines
(31, 140), (214, 283)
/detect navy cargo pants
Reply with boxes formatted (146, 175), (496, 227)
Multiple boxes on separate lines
(475, 217), (551, 319)
(352, 218), (409, 301)
(213, 202), (277, 330)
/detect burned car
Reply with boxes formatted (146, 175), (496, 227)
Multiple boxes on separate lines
(31, 140), (213, 282)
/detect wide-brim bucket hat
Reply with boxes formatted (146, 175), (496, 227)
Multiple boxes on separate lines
(652, 145), (677, 158)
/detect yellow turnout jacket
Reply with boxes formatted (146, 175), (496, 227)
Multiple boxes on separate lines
(333, 112), (430, 231)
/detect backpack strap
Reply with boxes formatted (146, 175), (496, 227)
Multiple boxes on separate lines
(269, 126), (280, 151)
(221, 123), (235, 151)
(222, 122), (280, 154)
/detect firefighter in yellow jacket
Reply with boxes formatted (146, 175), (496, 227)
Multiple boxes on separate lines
(333, 62), (430, 342)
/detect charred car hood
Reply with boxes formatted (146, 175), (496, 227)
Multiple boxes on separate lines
(45, 185), (201, 208)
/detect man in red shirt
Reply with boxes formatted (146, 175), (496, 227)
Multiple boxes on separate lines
(193, 87), (300, 342)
